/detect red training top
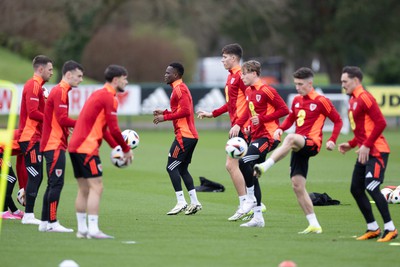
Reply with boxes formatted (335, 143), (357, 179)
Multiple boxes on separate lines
(241, 80), (289, 141)
(163, 79), (198, 146)
(18, 74), (46, 148)
(280, 88), (343, 151)
(41, 80), (76, 152)
(212, 65), (247, 127)
(68, 83), (130, 156)
(347, 85), (390, 156)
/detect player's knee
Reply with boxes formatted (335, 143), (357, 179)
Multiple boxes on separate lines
(284, 133), (296, 144)
(49, 177), (64, 187)
(291, 180), (300, 192)
(350, 184), (363, 197)
(166, 165), (174, 174)
(226, 161), (238, 174)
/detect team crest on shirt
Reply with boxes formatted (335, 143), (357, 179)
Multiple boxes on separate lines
(98, 164), (102, 172)
(353, 102), (357, 110)
(55, 169), (63, 177)
(295, 102), (300, 108)
(310, 104), (317, 111)
(230, 77), (236, 84)
(256, 94), (261, 102)
(38, 155), (42, 162)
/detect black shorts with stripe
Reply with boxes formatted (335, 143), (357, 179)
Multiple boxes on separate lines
(355, 153), (389, 188)
(69, 153), (102, 178)
(19, 141), (42, 166)
(168, 137), (198, 165)
(240, 138), (280, 165)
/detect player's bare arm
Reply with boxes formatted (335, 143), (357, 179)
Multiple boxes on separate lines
(197, 110), (213, 119)
(153, 109), (163, 116)
(325, 140), (336, 151)
(229, 124), (240, 138)
(338, 142), (352, 154)
(356, 145), (370, 164)
(153, 114), (165, 124)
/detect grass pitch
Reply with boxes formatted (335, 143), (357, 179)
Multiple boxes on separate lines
(0, 129), (399, 267)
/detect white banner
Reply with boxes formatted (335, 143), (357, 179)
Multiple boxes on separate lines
(0, 84), (141, 115)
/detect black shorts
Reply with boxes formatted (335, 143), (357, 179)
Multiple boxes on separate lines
(289, 137), (319, 178)
(19, 141), (42, 166)
(43, 150), (66, 180)
(69, 153), (102, 178)
(167, 138), (197, 170)
(356, 153), (389, 185)
(241, 138), (280, 164)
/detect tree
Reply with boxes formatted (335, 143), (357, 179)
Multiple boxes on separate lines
(277, 0), (400, 83)
(53, 0), (128, 80)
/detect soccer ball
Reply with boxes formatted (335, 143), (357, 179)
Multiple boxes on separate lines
(381, 187), (393, 203)
(389, 189), (400, 204)
(110, 145), (132, 168)
(122, 129), (140, 150)
(225, 137), (248, 159)
(17, 188), (26, 206)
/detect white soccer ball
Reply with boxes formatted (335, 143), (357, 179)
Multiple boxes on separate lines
(225, 137), (248, 159)
(122, 129), (140, 150)
(389, 189), (400, 204)
(381, 187), (393, 203)
(110, 145), (132, 168)
(17, 188), (26, 206)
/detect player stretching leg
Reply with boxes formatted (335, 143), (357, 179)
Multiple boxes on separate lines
(254, 67), (343, 234)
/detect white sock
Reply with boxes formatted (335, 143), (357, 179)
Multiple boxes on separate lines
(88, 214), (99, 234)
(175, 191), (186, 203)
(254, 206), (263, 220)
(306, 213), (321, 228)
(261, 158), (275, 171)
(367, 221), (379, 231)
(188, 189), (200, 205)
(246, 186), (255, 200)
(384, 221), (395, 231)
(239, 195), (246, 208)
(76, 212), (88, 233)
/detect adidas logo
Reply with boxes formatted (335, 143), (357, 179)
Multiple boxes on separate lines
(252, 143), (259, 148)
(195, 88), (225, 112)
(141, 87), (170, 114)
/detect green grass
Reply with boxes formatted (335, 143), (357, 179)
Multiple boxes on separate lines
(0, 47), (97, 84)
(1, 129), (399, 267)
(0, 47), (59, 84)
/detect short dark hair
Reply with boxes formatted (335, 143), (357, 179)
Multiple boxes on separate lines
(104, 65), (128, 82)
(169, 62), (184, 77)
(242, 60), (261, 76)
(62, 60), (84, 75)
(222, 43), (243, 59)
(32, 55), (52, 69)
(293, 67), (314, 79)
(342, 66), (363, 82)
